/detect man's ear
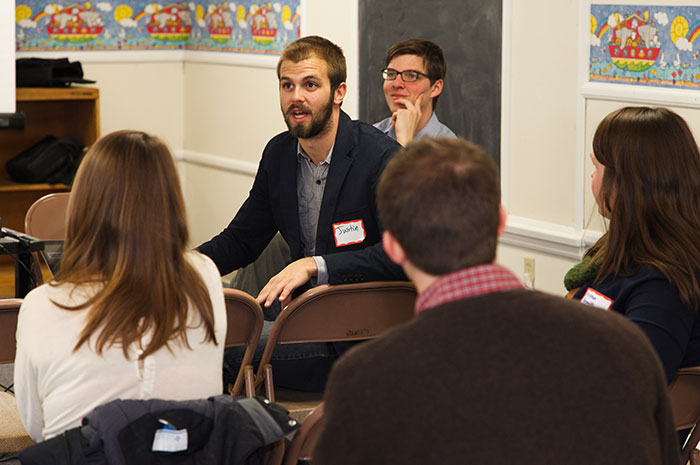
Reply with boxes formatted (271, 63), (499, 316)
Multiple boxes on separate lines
(382, 230), (407, 266)
(430, 79), (443, 99)
(497, 205), (507, 237)
(334, 82), (347, 106)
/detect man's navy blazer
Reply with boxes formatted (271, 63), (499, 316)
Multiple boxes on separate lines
(198, 110), (406, 284)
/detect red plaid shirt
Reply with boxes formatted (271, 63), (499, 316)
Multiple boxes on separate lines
(415, 264), (524, 314)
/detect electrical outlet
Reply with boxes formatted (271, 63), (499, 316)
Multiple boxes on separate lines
(523, 257), (535, 288)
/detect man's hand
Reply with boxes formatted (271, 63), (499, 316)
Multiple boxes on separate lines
(391, 94), (423, 146)
(256, 257), (318, 308)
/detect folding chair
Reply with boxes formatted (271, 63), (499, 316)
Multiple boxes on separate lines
(24, 192), (70, 285)
(223, 288), (265, 397)
(0, 298), (34, 454)
(254, 281), (416, 418)
(24, 192), (70, 240)
(668, 366), (700, 465)
(283, 402), (324, 465)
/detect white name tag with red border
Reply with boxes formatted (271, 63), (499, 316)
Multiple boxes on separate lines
(580, 287), (614, 310)
(333, 219), (366, 247)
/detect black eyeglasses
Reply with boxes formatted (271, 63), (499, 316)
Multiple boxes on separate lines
(381, 68), (429, 82)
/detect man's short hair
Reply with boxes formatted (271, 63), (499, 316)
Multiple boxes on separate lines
(277, 35), (347, 94)
(377, 137), (500, 275)
(385, 39), (446, 107)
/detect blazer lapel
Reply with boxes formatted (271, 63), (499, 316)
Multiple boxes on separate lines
(315, 111), (355, 254)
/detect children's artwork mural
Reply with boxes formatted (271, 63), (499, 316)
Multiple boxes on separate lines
(15, 1), (301, 54)
(590, 4), (700, 90)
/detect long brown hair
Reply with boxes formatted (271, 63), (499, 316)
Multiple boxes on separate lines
(588, 106), (700, 313)
(55, 130), (217, 358)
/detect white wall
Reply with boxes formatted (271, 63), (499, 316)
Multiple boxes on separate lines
(181, 0), (360, 247)
(82, 61), (185, 149)
(28, 0), (699, 297)
(68, 0), (584, 295)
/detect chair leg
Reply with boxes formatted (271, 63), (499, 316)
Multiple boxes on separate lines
(263, 439), (285, 465)
(690, 448), (700, 465)
(682, 422), (700, 465)
(244, 365), (256, 397)
(30, 253), (43, 287)
(263, 364), (275, 402)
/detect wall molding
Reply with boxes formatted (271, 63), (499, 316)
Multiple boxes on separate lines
(501, 215), (601, 260)
(175, 147), (602, 260)
(16, 49), (186, 63)
(175, 149), (258, 176)
(581, 81), (700, 108)
(16, 49), (280, 67)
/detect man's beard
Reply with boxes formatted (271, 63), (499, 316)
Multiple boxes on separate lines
(283, 92), (334, 139)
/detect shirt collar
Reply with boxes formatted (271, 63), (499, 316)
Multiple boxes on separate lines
(415, 264), (524, 314)
(414, 112), (438, 139)
(297, 142), (334, 165)
(383, 112), (437, 140)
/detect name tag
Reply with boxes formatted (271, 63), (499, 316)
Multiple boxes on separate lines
(333, 219), (366, 247)
(152, 421), (188, 452)
(580, 287), (614, 310)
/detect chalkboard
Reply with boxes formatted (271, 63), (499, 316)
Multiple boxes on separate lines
(359, 0), (502, 165)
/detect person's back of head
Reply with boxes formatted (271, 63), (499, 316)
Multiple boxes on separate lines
(57, 130), (216, 359)
(377, 137), (499, 275)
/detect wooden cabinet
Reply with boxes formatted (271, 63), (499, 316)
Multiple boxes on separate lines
(0, 87), (100, 232)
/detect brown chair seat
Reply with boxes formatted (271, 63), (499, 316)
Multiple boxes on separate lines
(0, 299), (34, 454)
(0, 391), (34, 453)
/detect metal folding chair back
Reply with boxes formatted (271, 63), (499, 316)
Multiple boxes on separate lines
(668, 366), (700, 465)
(23, 192), (70, 286)
(223, 288), (264, 397)
(282, 402), (324, 465)
(24, 192), (70, 240)
(254, 281), (417, 393)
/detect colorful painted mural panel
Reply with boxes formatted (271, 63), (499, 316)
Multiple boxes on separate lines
(590, 4), (700, 90)
(15, 1), (301, 54)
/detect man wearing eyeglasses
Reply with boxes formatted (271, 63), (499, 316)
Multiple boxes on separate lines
(375, 39), (456, 146)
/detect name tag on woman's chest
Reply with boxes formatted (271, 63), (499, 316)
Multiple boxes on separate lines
(580, 287), (614, 310)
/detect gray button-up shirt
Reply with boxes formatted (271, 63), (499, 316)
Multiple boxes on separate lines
(297, 142), (333, 284)
(374, 111), (456, 141)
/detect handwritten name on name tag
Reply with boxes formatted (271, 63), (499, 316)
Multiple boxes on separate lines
(333, 219), (366, 247)
(580, 287), (614, 310)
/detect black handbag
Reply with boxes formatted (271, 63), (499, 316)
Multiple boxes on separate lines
(6, 135), (84, 185)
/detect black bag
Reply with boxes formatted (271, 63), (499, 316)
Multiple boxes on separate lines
(16, 58), (96, 88)
(6, 136), (84, 185)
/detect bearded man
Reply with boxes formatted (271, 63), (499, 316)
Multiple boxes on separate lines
(198, 35), (405, 392)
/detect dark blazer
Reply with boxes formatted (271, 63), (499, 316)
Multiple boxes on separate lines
(198, 110), (405, 284)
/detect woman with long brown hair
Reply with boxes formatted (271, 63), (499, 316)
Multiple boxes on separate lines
(567, 106), (700, 382)
(14, 130), (226, 441)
